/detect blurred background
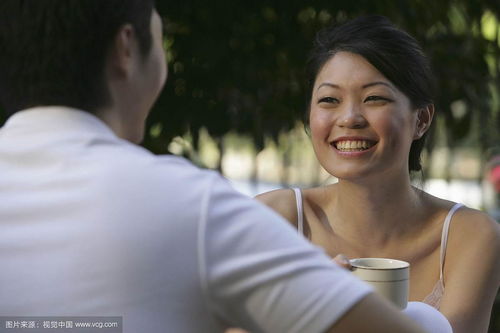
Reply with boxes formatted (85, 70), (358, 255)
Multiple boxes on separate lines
(1, 0), (499, 330)
(146, 0), (499, 219)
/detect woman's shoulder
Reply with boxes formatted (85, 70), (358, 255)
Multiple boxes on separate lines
(255, 186), (333, 227)
(448, 204), (500, 249)
(424, 193), (499, 245)
(432, 199), (500, 322)
(255, 188), (300, 227)
(423, 194), (500, 273)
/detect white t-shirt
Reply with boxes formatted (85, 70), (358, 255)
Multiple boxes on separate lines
(0, 107), (372, 332)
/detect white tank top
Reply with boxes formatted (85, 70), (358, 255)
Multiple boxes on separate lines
(292, 188), (464, 309)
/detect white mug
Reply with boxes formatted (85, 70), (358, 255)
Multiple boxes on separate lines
(350, 258), (409, 309)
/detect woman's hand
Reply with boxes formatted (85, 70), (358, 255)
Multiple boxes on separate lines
(333, 254), (352, 270)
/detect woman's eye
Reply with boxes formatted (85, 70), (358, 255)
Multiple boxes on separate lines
(365, 95), (390, 103)
(318, 97), (339, 104)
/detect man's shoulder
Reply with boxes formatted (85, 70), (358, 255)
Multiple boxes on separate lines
(107, 148), (209, 191)
(90, 150), (225, 217)
(97, 145), (215, 185)
(94, 140), (201, 174)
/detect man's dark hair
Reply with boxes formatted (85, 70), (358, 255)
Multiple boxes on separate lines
(0, 0), (155, 115)
(307, 15), (436, 172)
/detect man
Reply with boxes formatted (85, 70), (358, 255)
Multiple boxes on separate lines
(0, 1), (425, 332)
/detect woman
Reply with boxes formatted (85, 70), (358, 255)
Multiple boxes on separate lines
(257, 15), (500, 333)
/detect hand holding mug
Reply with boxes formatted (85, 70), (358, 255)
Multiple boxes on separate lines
(332, 254), (352, 270)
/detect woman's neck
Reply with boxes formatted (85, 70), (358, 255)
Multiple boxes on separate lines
(327, 173), (425, 250)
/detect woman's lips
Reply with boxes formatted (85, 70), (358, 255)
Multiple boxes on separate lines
(334, 139), (375, 151)
(330, 139), (378, 155)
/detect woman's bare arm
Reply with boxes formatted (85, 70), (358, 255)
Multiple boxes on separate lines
(439, 209), (500, 332)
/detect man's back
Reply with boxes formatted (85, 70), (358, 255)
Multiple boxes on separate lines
(0, 107), (220, 330)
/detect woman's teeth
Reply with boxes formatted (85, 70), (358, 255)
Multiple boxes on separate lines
(335, 140), (374, 151)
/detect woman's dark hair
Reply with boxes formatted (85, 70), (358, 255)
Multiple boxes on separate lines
(307, 15), (435, 172)
(0, 0), (155, 115)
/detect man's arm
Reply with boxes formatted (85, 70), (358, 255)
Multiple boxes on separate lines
(327, 293), (425, 333)
(202, 175), (426, 332)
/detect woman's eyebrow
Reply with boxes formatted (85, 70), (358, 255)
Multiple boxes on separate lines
(362, 81), (396, 92)
(317, 81), (396, 92)
(316, 82), (340, 91)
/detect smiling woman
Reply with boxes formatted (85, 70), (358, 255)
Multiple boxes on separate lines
(255, 15), (500, 333)
(308, 51), (432, 180)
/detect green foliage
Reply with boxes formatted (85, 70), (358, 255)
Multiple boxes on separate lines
(1, 0), (497, 157)
(149, 0), (500, 158)
(0, 110), (5, 127)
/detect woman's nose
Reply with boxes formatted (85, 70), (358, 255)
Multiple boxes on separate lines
(337, 103), (367, 129)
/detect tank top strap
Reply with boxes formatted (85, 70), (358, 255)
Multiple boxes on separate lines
(439, 203), (464, 281)
(292, 188), (304, 235)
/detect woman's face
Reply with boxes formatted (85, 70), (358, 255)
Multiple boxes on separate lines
(309, 51), (420, 181)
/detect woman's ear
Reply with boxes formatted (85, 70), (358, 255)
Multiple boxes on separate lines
(414, 104), (435, 139)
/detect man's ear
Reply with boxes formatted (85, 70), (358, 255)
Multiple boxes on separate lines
(106, 24), (137, 79)
(414, 104), (435, 139)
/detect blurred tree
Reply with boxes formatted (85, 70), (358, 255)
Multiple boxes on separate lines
(148, 0), (500, 179)
(0, 111), (5, 128)
(1, 0), (498, 169)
